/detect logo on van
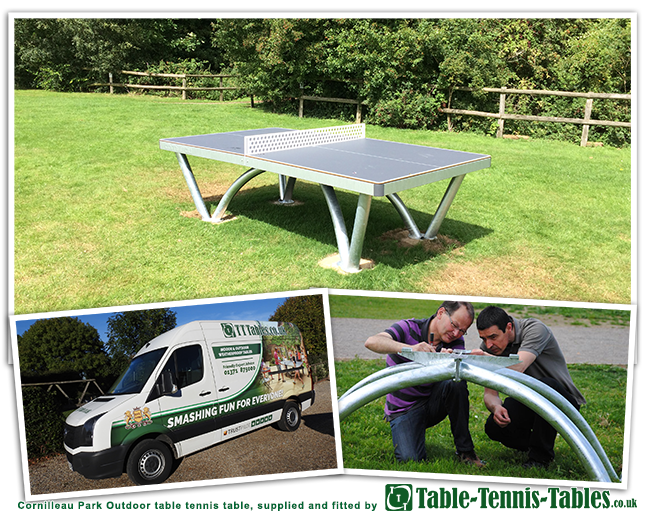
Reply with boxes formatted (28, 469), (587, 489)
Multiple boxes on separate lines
(124, 406), (153, 430)
(220, 322), (288, 339)
(221, 323), (237, 338)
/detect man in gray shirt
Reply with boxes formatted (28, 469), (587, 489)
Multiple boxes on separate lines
(475, 306), (585, 469)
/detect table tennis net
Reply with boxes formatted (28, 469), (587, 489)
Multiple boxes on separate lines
(244, 124), (365, 156)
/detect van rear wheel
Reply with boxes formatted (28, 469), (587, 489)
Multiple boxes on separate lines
(126, 439), (173, 485)
(278, 401), (301, 431)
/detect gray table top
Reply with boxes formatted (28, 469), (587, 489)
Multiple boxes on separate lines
(160, 128), (491, 196)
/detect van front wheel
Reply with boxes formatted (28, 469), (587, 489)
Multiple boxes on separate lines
(278, 401), (301, 432)
(126, 440), (173, 485)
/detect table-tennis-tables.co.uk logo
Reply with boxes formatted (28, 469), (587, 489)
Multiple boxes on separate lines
(385, 484), (413, 511)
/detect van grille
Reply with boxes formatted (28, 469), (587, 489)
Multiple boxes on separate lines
(63, 423), (87, 449)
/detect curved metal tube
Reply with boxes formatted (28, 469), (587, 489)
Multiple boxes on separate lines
(386, 193), (423, 239)
(338, 363), (456, 420)
(278, 175), (296, 203)
(339, 358), (614, 482)
(339, 362), (421, 401)
(320, 185), (351, 264)
(461, 363), (610, 482)
(345, 194), (372, 273)
(176, 153), (211, 221)
(495, 367), (619, 481)
(424, 174), (466, 239)
(211, 168), (265, 222)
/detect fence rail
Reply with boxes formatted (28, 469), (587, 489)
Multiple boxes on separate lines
(441, 86), (631, 146)
(89, 71), (242, 101)
(299, 95), (367, 123)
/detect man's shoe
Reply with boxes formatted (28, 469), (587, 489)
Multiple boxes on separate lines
(456, 450), (486, 468)
(522, 458), (550, 469)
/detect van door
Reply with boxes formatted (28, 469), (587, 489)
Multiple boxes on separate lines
(149, 342), (218, 457)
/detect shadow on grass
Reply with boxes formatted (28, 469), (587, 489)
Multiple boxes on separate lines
(197, 182), (492, 270)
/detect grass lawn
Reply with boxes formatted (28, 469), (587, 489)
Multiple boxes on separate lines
(13, 90), (631, 314)
(335, 359), (627, 483)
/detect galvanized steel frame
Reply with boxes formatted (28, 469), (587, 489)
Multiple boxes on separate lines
(338, 352), (619, 482)
(171, 151), (470, 272)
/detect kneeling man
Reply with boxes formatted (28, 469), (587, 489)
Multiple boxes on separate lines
(476, 306), (585, 468)
(365, 301), (484, 467)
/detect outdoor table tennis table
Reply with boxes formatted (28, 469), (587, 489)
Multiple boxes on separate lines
(159, 124), (491, 273)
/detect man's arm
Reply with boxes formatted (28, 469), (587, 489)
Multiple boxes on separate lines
(483, 388), (510, 427)
(364, 332), (435, 354)
(506, 351), (537, 373)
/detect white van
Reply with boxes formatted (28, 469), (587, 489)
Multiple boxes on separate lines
(64, 320), (315, 485)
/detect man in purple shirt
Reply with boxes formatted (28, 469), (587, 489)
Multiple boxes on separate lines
(365, 301), (484, 467)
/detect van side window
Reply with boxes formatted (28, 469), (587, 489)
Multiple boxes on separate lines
(163, 344), (204, 389)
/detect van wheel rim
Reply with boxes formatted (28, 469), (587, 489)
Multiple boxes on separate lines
(139, 449), (165, 479)
(287, 409), (299, 427)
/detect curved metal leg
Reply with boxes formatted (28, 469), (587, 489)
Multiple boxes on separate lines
(386, 193), (423, 239)
(176, 153), (211, 221)
(346, 194), (372, 273)
(211, 168), (265, 222)
(338, 356), (616, 482)
(424, 174), (466, 239)
(320, 185), (351, 265)
(461, 363), (611, 482)
(495, 367), (620, 482)
(320, 186), (372, 273)
(278, 175), (297, 204)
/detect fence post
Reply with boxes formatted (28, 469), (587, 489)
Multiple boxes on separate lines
(182, 75), (187, 100)
(109, 73), (113, 94)
(356, 101), (362, 123)
(219, 76), (224, 102)
(581, 96), (593, 147)
(299, 97), (304, 118)
(497, 87), (506, 138)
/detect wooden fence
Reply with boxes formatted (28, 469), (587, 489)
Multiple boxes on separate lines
(441, 87), (631, 146)
(299, 95), (366, 123)
(22, 379), (104, 407)
(90, 70), (241, 101)
(90, 72), (630, 146)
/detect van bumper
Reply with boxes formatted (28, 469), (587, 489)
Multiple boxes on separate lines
(66, 445), (129, 480)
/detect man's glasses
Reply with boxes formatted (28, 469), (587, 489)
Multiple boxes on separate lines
(445, 309), (468, 335)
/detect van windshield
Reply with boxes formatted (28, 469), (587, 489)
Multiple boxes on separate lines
(108, 348), (167, 395)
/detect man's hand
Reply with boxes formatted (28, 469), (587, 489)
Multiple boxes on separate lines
(492, 405), (511, 428)
(412, 341), (438, 352)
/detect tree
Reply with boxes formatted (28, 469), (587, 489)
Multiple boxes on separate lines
(14, 18), (220, 90)
(18, 317), (108, 380)
(106, 308), (177, 375)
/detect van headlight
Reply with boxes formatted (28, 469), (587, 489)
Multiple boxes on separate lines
(81, 414), (104, 446)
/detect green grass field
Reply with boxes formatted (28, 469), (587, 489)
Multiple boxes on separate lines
(13, 90), (631, 315)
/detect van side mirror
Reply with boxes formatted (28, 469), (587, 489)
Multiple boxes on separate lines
(161, 371), (179, 396)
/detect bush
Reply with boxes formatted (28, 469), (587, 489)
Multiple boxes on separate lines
(22, 386), (65, 458)
(366, 88), (446, 130)
(34, 64), (87, 92)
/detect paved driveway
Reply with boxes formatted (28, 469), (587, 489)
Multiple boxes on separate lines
(331, 317), (632, 365)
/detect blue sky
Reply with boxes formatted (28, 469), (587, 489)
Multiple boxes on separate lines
(13, 296), (291, 343)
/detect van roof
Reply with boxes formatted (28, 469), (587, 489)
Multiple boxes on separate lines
(134, 320), (294, 357)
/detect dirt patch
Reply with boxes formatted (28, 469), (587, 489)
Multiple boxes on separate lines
(380, 228), (463, 255)
(271, 199), (304, 207)
(415, 253), (560, 299)
(179, 209), (238, 223)
(318, 253), (375, 274)
(164, 179), (232, 204)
